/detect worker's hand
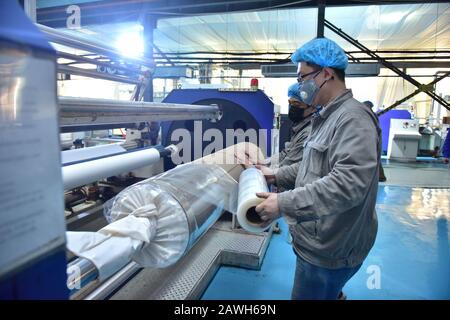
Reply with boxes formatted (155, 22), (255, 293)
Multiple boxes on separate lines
(255, 192), (280, 221)
(234, 152), (255, 166)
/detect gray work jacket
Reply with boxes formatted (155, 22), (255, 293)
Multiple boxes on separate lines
(276, 90), (381, 269)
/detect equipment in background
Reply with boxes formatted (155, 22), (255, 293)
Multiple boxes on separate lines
(161, 89), (276, 170)
(378, 110), (412, 155)
(387, 119), (422, 162)
(418, 125), (444, 157)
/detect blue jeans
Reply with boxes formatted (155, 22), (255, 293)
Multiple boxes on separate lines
(291, 253), (362, 300)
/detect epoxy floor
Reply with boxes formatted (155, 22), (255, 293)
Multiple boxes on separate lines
(202, 162), (450, 300)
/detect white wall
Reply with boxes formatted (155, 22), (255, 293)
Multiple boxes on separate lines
(58, 77), (134, 100)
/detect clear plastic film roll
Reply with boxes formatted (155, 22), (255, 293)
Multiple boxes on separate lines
(101, 142), (273, 269)
(236, 167), (273, 232)
(104, 182), (190, 268)
(189, 142), (273, 232)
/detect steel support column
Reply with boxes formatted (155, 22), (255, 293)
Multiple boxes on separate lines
(143, 14), (156, 103)
(142, 14), (159, 145)
(317, 0), (325, 38)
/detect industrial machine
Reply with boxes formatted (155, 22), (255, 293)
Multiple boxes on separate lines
(379, 109), (450, 160)
(0, 4), (276, 300)
(161, 88), (276, 170)
(62, 87), (277, 299)
(387, 119), (422, 162)
(378, 109), (412, 155)
(61, 90), (277, 300)
(418, 125), (444, 157)
(61, 99), (275, 300)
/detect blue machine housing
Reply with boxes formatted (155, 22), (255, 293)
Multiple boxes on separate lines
(161, 89), (274, 169)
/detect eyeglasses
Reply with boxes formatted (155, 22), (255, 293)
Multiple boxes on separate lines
(297, 69), (322, 84)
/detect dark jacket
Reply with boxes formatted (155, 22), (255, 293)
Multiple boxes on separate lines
(275, 118), (312, 168)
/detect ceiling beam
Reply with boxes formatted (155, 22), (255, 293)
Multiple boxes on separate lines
(229, 61), (450, 71)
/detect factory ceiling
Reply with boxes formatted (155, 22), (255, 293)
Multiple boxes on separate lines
(36, 1), (449, 67)
(37, 0), (450, 22)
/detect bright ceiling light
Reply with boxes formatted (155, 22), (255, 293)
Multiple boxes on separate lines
(115, 31), (144, 58)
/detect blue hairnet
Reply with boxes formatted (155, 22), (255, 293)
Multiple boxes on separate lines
(291, 38), (348, 70)
(287, 82), (301, 101)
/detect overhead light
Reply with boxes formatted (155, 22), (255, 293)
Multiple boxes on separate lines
(115, 31), (144, 58)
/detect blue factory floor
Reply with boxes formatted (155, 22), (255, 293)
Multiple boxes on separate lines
(201, 161), (450, 300)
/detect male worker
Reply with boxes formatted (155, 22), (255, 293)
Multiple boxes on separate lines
(268, 82), (314, 169)
(253, 38), (381, 300)
(362, 100), (387, 182)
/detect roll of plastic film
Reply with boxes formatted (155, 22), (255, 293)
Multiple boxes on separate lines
(236, 168), (273, 232)
(62, 147), (161, 190)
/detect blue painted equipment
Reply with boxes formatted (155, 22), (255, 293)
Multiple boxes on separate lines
(378, 110), (412, 154)
(161, 89), (275, 169)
